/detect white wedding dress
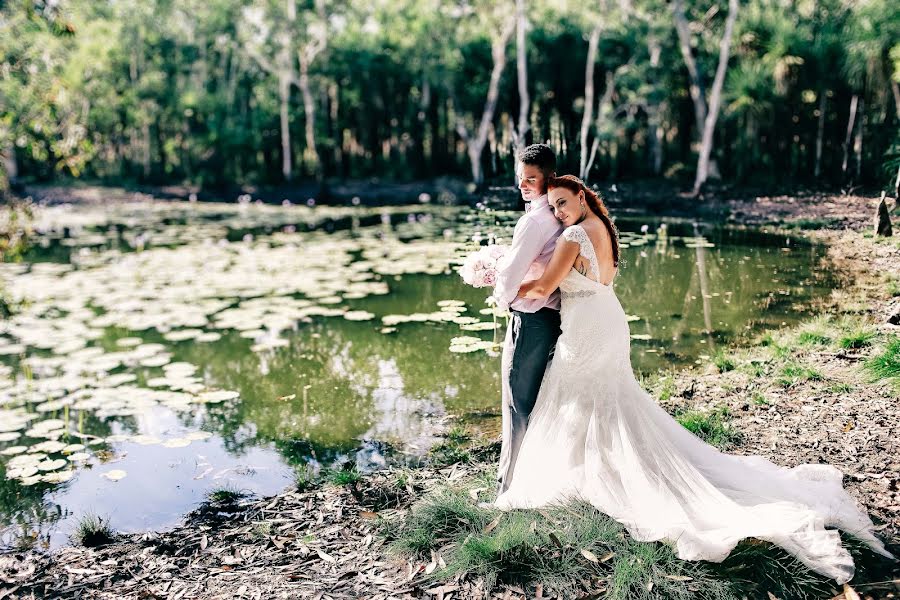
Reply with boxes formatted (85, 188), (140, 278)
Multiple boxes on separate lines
(494, 224), (893, 583)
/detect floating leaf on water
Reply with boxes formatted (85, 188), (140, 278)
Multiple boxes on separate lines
(379, 327), (397, 334)
(452, 316), (480, 325)
(195, 332), (222, 342)
(437, 300), (466, 307)
(0, 446), (27, 456)
(115, 337), (143, 347)
(41, 469), (74, 483)
(197, 390), (240, 404)
(626, 315), (642, 322)
(31, 440), (66, 454)
(130, 434), (162, 445)
(66, 452), (91, 462)
(184, 431), (212, 441)
(459, 321), (500, 331)
(20, 474), (43, 486)
(0, 431), (21, 442)
(163, 329), (205, 342)
(37, 458), (67, 472)
(343, 310), (375, 321)
(162, 438), (191, 448)
(101, 469), (127, 481)
(630, 334), (652, 341)
(139, 355), (172, 368)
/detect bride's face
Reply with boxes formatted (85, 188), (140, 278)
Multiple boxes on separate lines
(548, 188), (583, 226)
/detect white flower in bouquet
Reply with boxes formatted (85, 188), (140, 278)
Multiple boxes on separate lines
(459, 244), (508, 288)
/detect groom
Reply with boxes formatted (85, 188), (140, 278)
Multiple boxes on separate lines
(492, 143), (564, 495)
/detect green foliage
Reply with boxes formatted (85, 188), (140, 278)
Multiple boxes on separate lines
(675, 406), (742, 449)
(713, 353), (736, 373)
(1, 0), (898, 187)
(71, 513), (115, 547)
(865, 337), (900, 391)
(838, 329), (875, 349)
(381, 477), (868, 599)
(205, 485), (246, 504)
(777, 364), (823, 387)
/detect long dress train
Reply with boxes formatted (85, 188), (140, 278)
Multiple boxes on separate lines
(493, 224), (893, 584)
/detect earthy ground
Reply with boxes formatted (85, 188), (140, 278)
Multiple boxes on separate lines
(1, 189), (898, 599)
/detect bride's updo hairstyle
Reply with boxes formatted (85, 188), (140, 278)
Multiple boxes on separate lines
(547, 175), (620, 267)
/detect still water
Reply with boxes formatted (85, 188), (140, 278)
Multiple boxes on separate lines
(0, 200), (835, 549)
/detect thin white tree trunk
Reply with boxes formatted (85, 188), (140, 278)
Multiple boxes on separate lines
(509, 0), (529, 183)
(584, 70), (617, 178)
(692, 0), (738, 195)
(579, 25), (601, 180)
(842, 93), (859, 176)
(814, 89), (827, 178)
(457, 16), (516, 187)
(298, 56), (320, 175)
(278, 75), (292, 181)
(853, 97), (864, 180)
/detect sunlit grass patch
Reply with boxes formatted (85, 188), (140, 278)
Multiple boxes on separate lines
(797, 331), (831, 346)
(675, 406), (742, 449)
(71, 512), (115, 547)
(865, 337), (900, 393)
(379, 476), (873, 599)
(827, 382), (853, 394)
(751, 392), (769, 405)
(713, 352), (736, 373)
(838, 328), (876, 350)
(777, 364), (823, 388)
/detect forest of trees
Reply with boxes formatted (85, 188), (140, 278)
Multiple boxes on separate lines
(1, 0), (898, 194)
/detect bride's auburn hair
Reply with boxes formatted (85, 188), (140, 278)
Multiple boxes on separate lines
(548, 175), (620, 267)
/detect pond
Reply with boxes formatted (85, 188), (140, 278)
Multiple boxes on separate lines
(0, 199), (837, 550)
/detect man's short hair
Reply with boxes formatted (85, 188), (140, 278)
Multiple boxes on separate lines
(517, 143), (556, 177)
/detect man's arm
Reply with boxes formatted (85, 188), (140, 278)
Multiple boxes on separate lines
(492, 218), (546, 311)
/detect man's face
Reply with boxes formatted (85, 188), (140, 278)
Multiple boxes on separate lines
(517, 162), (547, 201)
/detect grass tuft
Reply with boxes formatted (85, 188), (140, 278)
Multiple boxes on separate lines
(838, 329), (875, 350)
(379, 475), (879, 599)
(71, 513), (115, 547)
(865, 337), (900, 392)
(429, 425), (473, 466)
(675, 406), (742, 449)
(777, 364), (823, 387)
(713, 353), (736, 373)
(205, 485), (247, 504)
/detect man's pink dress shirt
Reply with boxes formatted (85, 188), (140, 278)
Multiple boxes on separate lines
(492, 194), (564, 313)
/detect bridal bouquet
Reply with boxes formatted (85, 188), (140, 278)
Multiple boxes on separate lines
(459, 244), (508, 288)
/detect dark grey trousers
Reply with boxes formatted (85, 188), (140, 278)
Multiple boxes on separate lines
(497, 307), (561, 494)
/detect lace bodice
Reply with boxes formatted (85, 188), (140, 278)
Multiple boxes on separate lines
(559, 224), (612, 300)
(562, 224), (600, 281)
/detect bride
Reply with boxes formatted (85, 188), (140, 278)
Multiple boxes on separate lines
(492, 174), (894, 583)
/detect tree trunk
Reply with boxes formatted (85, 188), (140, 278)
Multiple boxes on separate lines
(584, 70), (617, 178)
(671, 0), (708, 138)
(298, 57), (320, 178)
(278, 75), (292, 182)
(842, 93), (859, 176)
(579, 24), (601, 180)
(509, 0), (530, 180)
(853, 97), (864, 180)
(692, 0), (738, 195)
(456, 16), (516, 188)
(814, 89), (827, 178)
(891, 80), (900, 120)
